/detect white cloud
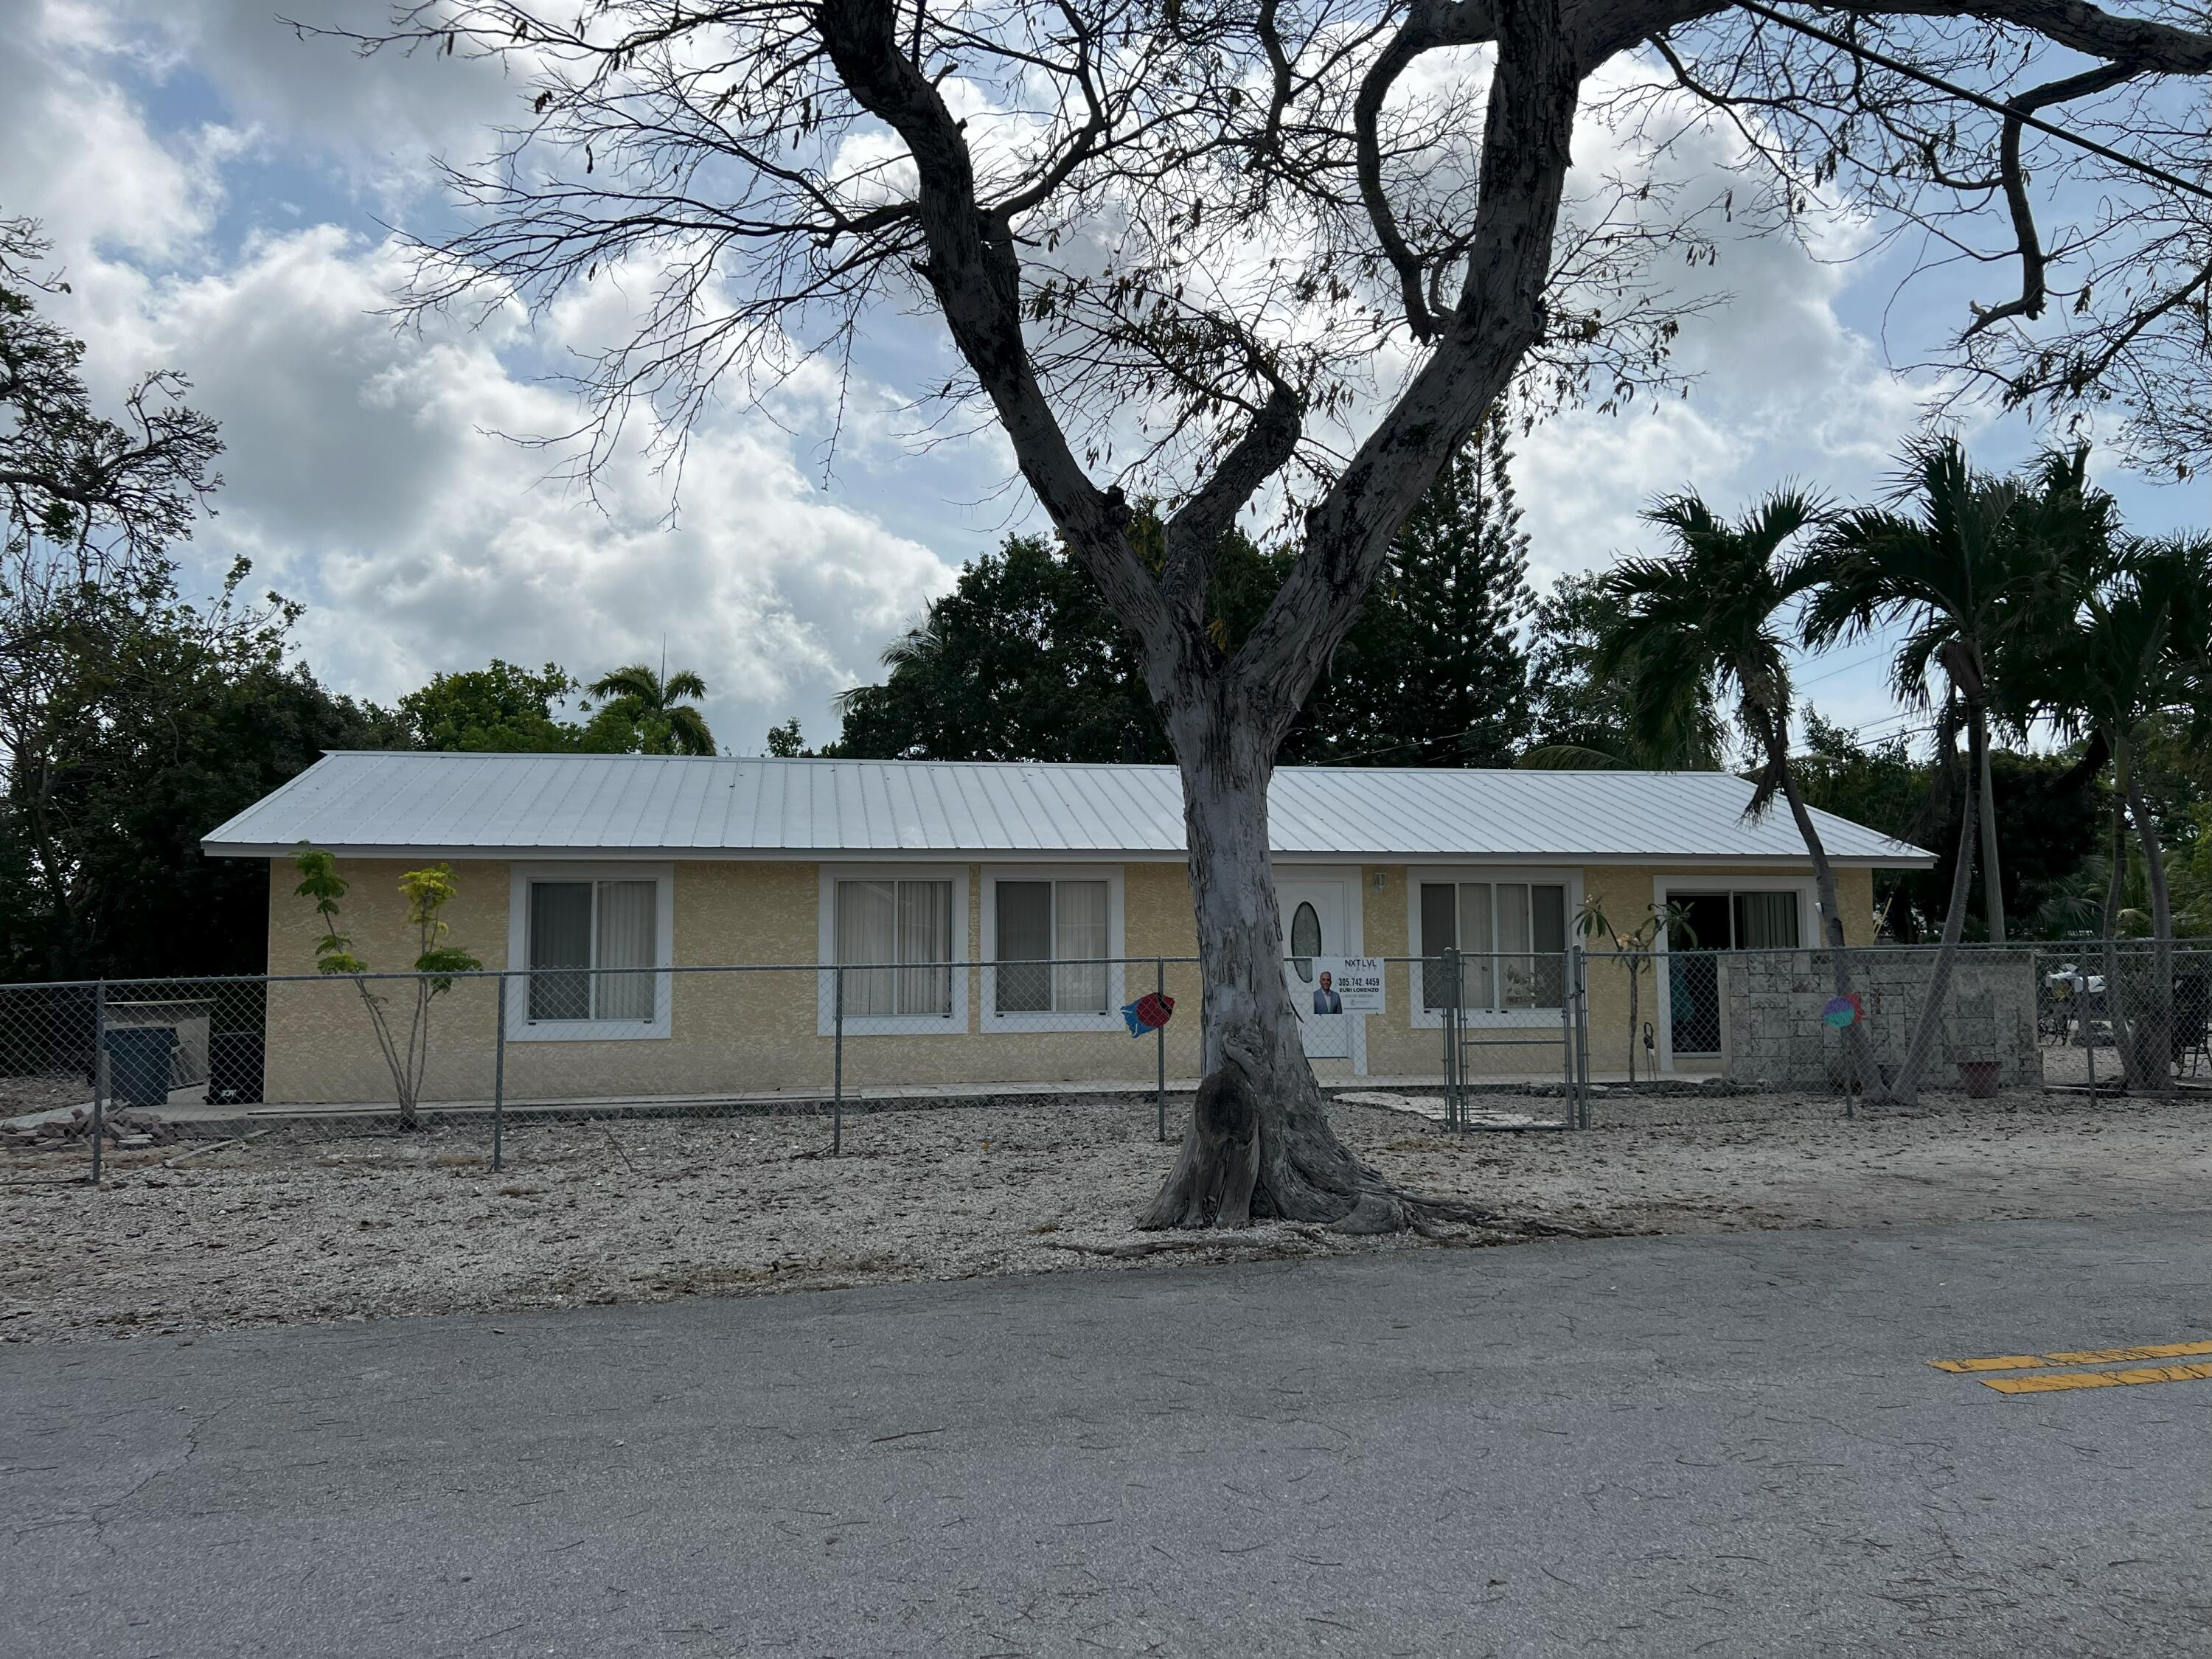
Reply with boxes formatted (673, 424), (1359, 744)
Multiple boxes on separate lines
(1, 4), (964, 753)
(135, 225), (957, 750)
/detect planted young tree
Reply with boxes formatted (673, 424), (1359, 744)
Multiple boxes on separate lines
(1575, 895), (1695, 1083)
(325, 0), (2212, 1228)
(293, 846), (482, 1129)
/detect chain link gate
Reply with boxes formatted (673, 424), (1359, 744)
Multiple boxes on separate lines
(1434, 945), (1590, 1132)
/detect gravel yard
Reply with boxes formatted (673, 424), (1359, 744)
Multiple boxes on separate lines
(4, 1085), (2207, 1343)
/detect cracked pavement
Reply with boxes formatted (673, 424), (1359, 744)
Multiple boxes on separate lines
(3, 1211), (2209, 1657)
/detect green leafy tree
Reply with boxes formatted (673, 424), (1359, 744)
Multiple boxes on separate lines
(0, 561), (404, 981)
(583, 663), (716, 756)
(831, 533), (1183, 763)
(1, 214), (259, 980)
(1592, 488), (1885, 1096)
(763, 717), (809, 757)
(292, 846), (480, 1130)
(1521, 572), (1722, 771)
(1283, 416), (1534, 767)
(1793, 712), (2107, 943)
(399, 660), (584, 752)
(836, 436), (1537, 767)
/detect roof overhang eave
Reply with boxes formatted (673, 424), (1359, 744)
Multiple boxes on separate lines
(203, 840), (1938, 869)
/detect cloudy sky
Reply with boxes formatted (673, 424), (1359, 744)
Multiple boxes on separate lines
(5, 1), (2203, 758)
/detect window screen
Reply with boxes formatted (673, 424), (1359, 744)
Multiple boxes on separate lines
(1421, 879), (1568, 1012)
(527, 882), (593, 1020)
(994, 882), (1053, 1012)
(838, 877), (954, 1018)
(526, 879), (660, 1023)
(994, 880), (1109, 1014)
(1419, 883), (1458, 1012)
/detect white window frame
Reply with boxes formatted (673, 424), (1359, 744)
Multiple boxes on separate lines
(979, 864), (1126, 1033)
(1406, 866), (1582, 1029)
(1652, 875), (1820, 1072)
(816, 863), (970, 1036)
(505, 862), (675, 1042)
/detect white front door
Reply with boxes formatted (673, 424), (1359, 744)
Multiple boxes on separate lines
(1276, 873), (1360, 1065)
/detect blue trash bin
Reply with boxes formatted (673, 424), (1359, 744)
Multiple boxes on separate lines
(102, 1027), (175, 1110)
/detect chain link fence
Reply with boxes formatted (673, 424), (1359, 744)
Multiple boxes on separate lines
(6, 940), (2207, 1182)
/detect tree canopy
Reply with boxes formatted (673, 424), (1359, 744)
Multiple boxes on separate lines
(0, 563), (404, 981)
(834, 428), (1533, 766)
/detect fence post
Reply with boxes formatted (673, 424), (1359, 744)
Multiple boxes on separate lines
(90, 978), (107, 1185)
(1842, 940), (1855, 1121)
(490, 970), (507, 1173)
(2084, 980), (2098, 1101)
(1574, 945), (1592, 1130)
(832, 964), (844, 1156)
(1441, 947), (1461, 1133)
(1155, 958), (1166, 1143)
(1559, 956), (1573, 1122)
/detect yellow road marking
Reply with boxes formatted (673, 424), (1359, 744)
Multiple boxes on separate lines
(1930, 1340), (2212, 1376)
(1983, 1361), (2212, 1396)
(1930, 1354), (2045, 1374)
(2042, 1340), (2212, 1365)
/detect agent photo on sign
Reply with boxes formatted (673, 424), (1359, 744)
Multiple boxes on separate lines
(1312, 970), (1343, 1015)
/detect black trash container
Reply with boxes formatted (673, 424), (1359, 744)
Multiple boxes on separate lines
(102, 1027), (176, 1110)
(207, 1029), (265, 1105)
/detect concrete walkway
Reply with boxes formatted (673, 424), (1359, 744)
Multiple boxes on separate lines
(5, 1213), (2208, 1657)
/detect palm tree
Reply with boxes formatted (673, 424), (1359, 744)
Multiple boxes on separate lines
(1801, 437), (2041, 945)
(2050, 538), (2211, 1085)
(1592, 487), (1882, 1095)
(586, 663), (717, 756)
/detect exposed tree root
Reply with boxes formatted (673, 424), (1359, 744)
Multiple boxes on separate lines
(1139, 1058), (1504, 1236)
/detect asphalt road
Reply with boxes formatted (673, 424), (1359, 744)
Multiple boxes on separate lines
(5, 1214), (2211, 1659)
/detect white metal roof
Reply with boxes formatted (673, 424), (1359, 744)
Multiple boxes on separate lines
(201, 752), (1933, 866)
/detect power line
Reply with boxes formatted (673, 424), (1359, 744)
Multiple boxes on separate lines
(1733, 0), (2212, 206)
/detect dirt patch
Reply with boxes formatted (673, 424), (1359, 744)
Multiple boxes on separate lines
(2, 1087), (2206, 1342)
(0, 1074), (90, 1119)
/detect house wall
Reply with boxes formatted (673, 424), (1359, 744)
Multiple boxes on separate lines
(260, 854), (1881, 1104)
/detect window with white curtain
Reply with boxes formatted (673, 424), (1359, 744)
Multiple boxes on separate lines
(1419, 879), (1568, 1012)
(524, 877), (661, 1023)
(1731, 890), (1802, 949)
(835, 877), (955, 1018)
(993, 879), (1110, 1014)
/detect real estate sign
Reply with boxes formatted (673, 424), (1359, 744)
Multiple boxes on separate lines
(1310, 956), (1385, 1015)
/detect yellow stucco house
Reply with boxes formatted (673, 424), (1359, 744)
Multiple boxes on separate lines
(202, 753), (1930, 1107)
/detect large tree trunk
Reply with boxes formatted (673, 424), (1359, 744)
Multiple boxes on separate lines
(1974, 701), (2006, 942)
(826, 0), (1582, 1232)
(1889, 739), (1980, 1106)
(1138, 712), (1477, 1231)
